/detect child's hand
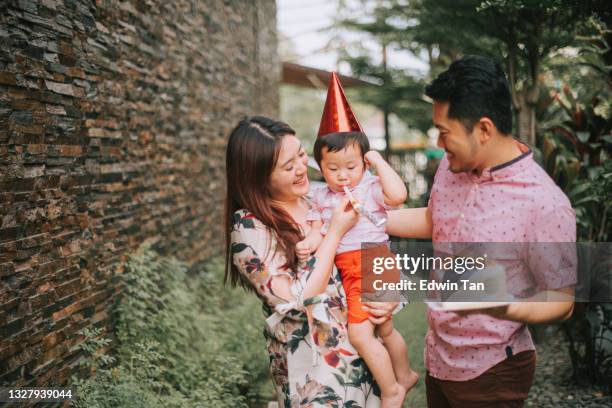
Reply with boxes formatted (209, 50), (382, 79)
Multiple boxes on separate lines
(364, 150), (385, 170)
(296, 239), (314, 263)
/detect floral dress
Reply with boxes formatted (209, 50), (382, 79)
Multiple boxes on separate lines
(231, 209), (381, 408)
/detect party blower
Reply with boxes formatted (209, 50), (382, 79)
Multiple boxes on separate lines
(342, 186), (387, 227)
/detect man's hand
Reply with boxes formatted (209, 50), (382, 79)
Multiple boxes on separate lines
(454, 289), (575, 324)
(455, 304), (511, 319)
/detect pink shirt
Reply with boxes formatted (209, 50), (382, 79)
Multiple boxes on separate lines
(426, 143), (576, 381)
(308, 172), (392, 254)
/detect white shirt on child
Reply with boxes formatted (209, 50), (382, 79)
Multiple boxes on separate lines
(307, 171), (392, 254)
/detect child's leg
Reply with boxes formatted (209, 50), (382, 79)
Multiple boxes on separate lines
(376, 319), (419, 392)
(348, 320), (406, 407)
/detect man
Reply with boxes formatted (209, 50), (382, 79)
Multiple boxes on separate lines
(380, 55), (576, 407)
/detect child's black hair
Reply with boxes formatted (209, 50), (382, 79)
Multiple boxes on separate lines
(313, 131), (370, 166)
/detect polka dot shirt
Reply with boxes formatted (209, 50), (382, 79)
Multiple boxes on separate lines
(425, 143), (577, 381)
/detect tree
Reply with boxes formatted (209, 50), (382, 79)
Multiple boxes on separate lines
(341, 0), (606, 145)
(338, 1), (433, 143)
(475, 0), (597, 145)
(340, 53), (432, 134)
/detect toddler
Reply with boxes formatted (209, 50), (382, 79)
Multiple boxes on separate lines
(299, 131), (418, 408)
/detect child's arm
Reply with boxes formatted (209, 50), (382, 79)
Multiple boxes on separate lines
(364, 150), (408, 206)
(296, 220), (324, 263)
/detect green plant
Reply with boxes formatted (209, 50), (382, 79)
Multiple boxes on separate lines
(535, 19), (612, 391)
(537, 20), (611, 242)
(70, 246), (272, 408)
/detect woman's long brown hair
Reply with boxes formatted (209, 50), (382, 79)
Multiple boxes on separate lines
(224, 116), (304, 290)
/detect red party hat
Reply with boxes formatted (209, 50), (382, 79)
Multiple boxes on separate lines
(317, 72), (364, 137)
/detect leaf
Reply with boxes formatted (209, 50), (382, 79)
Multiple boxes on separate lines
(347, 367), (366, 388)
(557, 168), (568, 191)
(569, 183), (590, 198)
(566, 160), (581, 184)
(545, 147), (559, 175)
(350, 357), (365, 367)
(310, 386), (341, 404)
(573, 195), (598, 206)
(584, 309), (601, 333)
(240, 218), (255, 229)
(576, 131), (590, 143)
(587, 166), (603, 180)
(231, 243), (248, 254)
(543, 137), (556, 159)
(288, 321), (309, 353)
(332, 372), (345, 387)
(372, 381), (381, 398)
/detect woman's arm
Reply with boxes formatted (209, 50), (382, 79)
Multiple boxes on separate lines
(386, 207), (433, 239)
(232, 200), (357, 306)
(265, 197), (357, 301)
(301, 198), (358, 298)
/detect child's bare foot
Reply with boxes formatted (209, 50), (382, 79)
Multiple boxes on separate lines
(381, 383), (406, 408)
(399, 370), (419, 393)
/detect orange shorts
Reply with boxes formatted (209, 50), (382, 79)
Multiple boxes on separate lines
(335, 244), (400, 324)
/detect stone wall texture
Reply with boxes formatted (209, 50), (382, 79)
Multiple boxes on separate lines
(0, 0), (279, 387)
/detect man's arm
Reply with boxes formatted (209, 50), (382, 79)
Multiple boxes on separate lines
(386, 207), (433, 239)
(475, 287), (575, 324)
(466, 206), (577, 324)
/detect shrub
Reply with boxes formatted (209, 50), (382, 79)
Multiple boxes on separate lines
(70, 245), (272, 408)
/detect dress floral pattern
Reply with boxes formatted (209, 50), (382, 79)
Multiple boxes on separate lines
(231, 209), (381, 407)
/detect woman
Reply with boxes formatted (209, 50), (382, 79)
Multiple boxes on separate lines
(224, 116), (393, 407)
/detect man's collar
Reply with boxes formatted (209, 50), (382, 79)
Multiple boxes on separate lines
(468, 140), (532, 183)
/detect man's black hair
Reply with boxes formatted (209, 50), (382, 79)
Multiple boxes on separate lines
(313, 131), (370, 165)
(425, 55), (513, 135)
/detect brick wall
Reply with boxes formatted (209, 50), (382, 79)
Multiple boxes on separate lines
(0, 0), (279, 387)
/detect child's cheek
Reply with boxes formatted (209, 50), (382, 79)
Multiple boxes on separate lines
(350, 171), (364, 187)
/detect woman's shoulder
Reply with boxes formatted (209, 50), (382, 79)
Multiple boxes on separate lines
(230, 209), (276, 257)
(231, 209), (265, 231)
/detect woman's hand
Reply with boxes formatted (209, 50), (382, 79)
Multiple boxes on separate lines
(327, 197), (359, 237)
(304, 197), (358, 299)
(362, 301), (398, 325)
(296, 240), (313, 263)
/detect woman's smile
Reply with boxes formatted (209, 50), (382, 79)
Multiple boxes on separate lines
(292, 173), (309, 194)
(294, 174), (307, 186)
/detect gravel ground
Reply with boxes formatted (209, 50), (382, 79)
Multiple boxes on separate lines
(526, 327), (611, 407)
